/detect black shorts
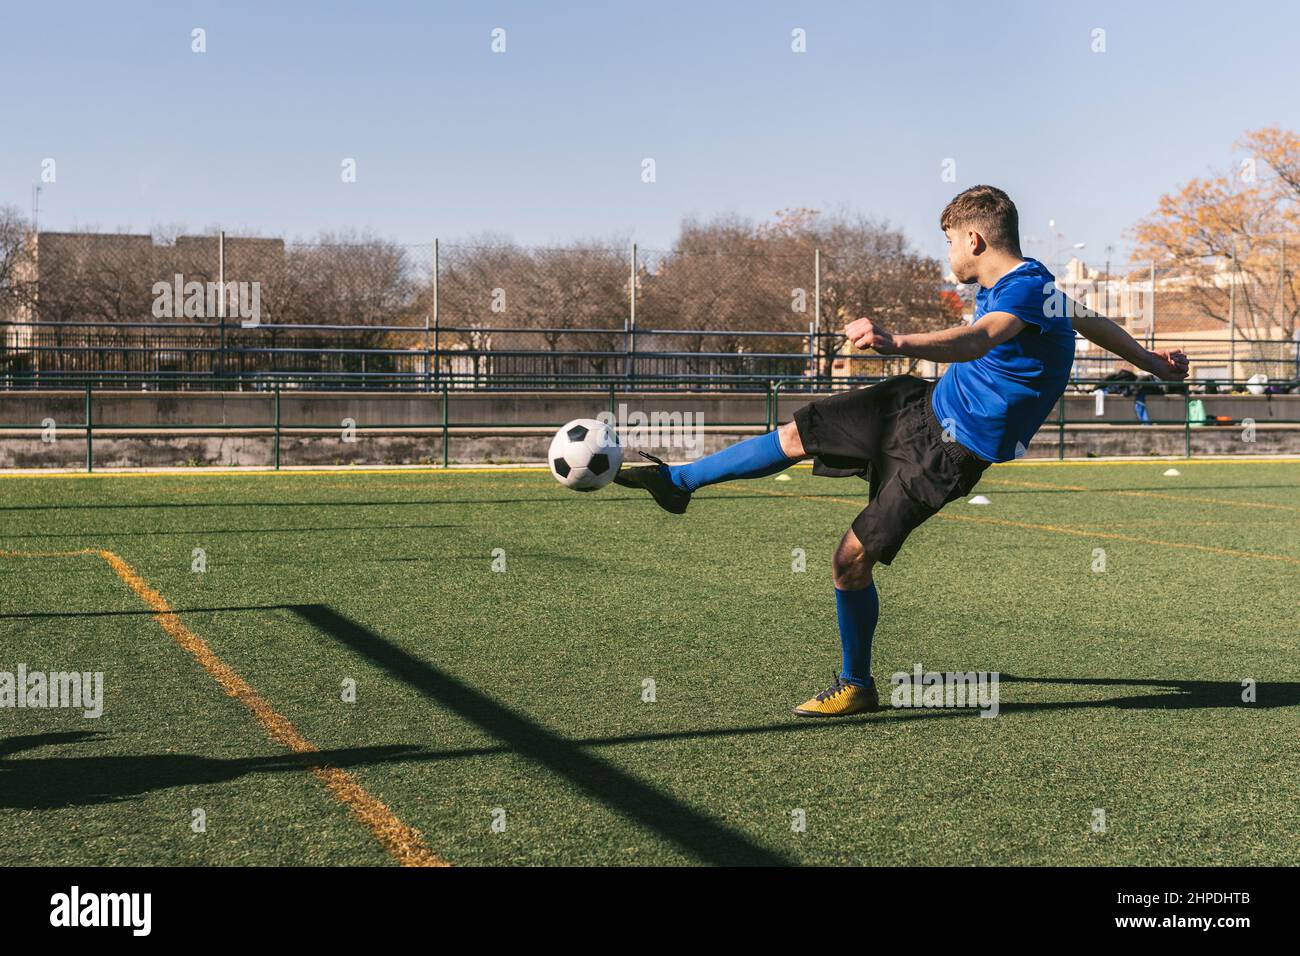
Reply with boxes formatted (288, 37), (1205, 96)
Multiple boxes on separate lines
(792, 375), (991, 565)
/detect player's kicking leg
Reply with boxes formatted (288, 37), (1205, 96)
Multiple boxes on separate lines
(613, 422), (807, 513)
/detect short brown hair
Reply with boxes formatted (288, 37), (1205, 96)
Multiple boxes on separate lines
(940, 185), (1021, 254)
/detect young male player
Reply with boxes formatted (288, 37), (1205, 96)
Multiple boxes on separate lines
(617, 185), (1189, 716)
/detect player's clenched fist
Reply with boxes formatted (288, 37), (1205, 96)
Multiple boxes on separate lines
(845, 316), (898, 354)
(1145, 349), (1190, 381)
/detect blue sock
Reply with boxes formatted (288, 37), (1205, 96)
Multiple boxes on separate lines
(835, 583), (879, 687)
(668, 430), (793, 493)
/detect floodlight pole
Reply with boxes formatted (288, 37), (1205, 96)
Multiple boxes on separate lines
(1147, 259), (1156, 350)
(814, 248), (821, 379)
(1228, 241), (1237, 383)
(628, 242), (637, 380)
(1273, 238), (1286, 383)
(424, 313), (431, 393)
(432, 238), (440, 389)
(218, 230), (226, 386)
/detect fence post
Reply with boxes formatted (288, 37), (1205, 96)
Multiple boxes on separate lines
(441, 381), (450, 468)
(218, 230), (226, 384)
(1148, 259), (1156, 351)
(84, 383), (93, 473)
(273, 383), (281, 471)
(424, 313), (431, 393)
(1278, 239), (1286, 342)
(1228, 243), (1237, 383)
(627, 242), (637, 380)
(1184, 389), (1191, 459)
(813, 248), (821, 380)
(1057, 390), (1065, 461)
(432, 238), (440, 389)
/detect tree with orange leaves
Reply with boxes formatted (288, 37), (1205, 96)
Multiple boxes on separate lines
(1131, 127), (1298, 347)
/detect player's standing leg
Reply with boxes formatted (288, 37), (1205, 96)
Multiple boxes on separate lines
(792, 528), (881, 716)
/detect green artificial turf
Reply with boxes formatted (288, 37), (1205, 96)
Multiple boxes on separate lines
(1, 459), (1297, 866)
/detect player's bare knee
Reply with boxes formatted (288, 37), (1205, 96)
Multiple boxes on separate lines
(777, 421), (807, 460)
(832, 529), (874, 589)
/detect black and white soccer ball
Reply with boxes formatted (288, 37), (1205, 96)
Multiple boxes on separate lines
(548, 418), (623, 491)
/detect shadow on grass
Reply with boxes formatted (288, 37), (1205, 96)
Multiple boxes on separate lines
(0, 731), (426, 811)
(276, 673), (1299, 767)
(3, 478), (1296, 513)
(0, 523), (462, 541)
(989, 673), (1298, 711)
(7, 587), (1289, 859)
(0, 605), (298, 621)
(0, 492), (816, 515)
(6, 670), (1290, 859)
(293, 603), (792, 866)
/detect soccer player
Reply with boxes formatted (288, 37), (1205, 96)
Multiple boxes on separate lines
(616, 185), (1190, 716)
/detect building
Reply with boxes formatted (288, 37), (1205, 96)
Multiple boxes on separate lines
(1055, 257), (1295, 382)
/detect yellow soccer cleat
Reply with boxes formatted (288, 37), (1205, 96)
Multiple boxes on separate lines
(793, 674), (879, 717)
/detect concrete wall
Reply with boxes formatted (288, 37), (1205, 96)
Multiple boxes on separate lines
(5, 388), (1297, 426)
(1, 389), (1297, 468)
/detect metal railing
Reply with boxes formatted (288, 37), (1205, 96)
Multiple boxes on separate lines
(0, 373), (1295, 472)
(4, 320), (1299, 391)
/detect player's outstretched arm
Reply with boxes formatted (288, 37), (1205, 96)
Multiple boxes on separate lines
(1068, 301), (1189, 380)
(844, 312), (1024, 363)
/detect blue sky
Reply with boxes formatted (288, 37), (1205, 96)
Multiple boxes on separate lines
(4, 0), (1298, 268)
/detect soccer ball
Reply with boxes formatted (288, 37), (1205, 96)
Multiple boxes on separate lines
(548, 418), (623, 491)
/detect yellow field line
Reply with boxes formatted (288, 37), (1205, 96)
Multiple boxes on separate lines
(749, 489), (1300, 566)
(981, 477), (1300, 514)
(0, 547), (447, 867)
(937, 513), (1300, 565)
(0, 466), (552, 479)
(0, 456), (1297, 480)
(994, 457), (1300, 468)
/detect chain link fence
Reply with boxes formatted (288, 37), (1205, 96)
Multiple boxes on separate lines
(1060, 243), (1299, 386)
(2, 230), (1297, 391)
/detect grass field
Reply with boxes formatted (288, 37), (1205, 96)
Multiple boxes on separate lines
(1, 459), (1297, 866)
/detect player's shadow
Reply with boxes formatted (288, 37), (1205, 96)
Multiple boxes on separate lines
(969, 673), (1298, 714)
(311, 674), (1299, 763)
(0, 731), (427, 811)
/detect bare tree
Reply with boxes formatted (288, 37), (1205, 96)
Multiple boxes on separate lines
(0, 206), (30, 316)
(639, 210), (947, 378)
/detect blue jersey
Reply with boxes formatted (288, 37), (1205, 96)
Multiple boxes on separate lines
(930, 258), (1075, 462)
